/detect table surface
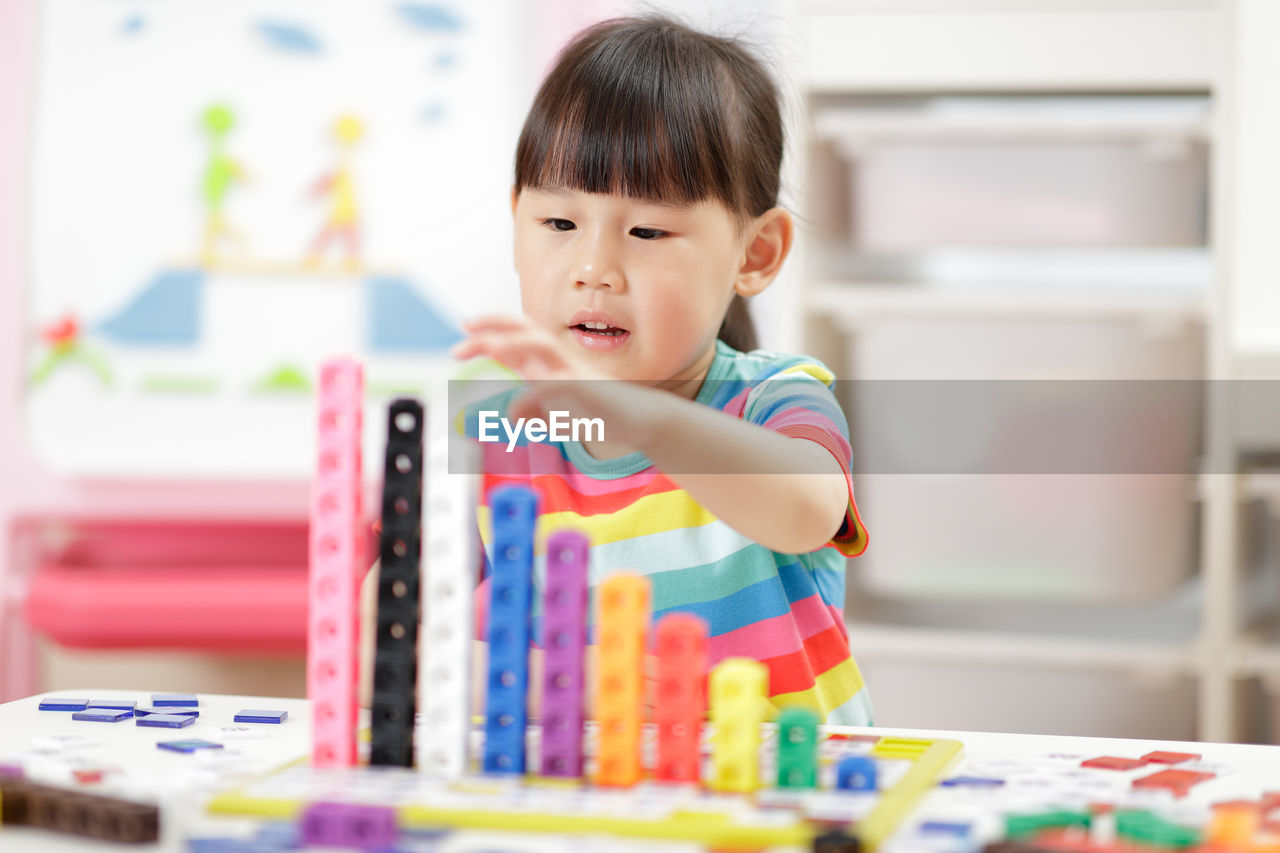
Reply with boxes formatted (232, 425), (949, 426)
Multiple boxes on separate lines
(2, 689), (1279, 852)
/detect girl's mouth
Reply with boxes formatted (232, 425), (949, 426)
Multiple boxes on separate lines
(569, 322), (631, 350)
(573, 322), (626, 337)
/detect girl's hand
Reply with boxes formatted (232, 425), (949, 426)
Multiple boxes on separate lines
(452, 315), (666, 450)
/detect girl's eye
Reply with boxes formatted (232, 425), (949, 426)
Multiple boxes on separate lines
(541, 218), (575, 232)
(629, 227), (666, 240)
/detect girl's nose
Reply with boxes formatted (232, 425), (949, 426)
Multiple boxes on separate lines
(573, 235), (624, 292)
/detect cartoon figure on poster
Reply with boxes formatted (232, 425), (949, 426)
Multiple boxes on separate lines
(306, 115), (365, 271)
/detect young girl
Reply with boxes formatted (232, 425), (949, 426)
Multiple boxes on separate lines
(450, 15), (872, 725)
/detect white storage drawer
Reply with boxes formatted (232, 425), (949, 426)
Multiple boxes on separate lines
(800, 6), (1218, 93)
(841, 311), (1203, 602)
(815, 97), (1211, 250)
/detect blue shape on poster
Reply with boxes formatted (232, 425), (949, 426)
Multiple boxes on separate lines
(422, 102), (447, 123)
(433, 51), (457, 70)
(96, 269), (203, 346)
(255, 20), (323, 55)
(121, 14), (146, 36)
(396, 3), (463, 33)
(366, 275), (462, 352)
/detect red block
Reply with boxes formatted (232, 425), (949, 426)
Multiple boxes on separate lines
(1141, 750), (1200, 765)
(1132, 767), (1216, 797)
(1081, 756), (1146, 771)
(654, 614), (707, 784)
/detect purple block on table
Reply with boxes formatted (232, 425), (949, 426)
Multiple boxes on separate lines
(72, 708), (133, 723)
(135, 706), (198, 718)
(88, 699), (138, 711)
(38, 697), (90, 711)
(157, 739), (224, 753)
(539, 529), (588, 779)
(0, 763), (23, 779)
(233, 710), (288, 724)
(301, 801), (398, 849)
(151, 693), (198, 707)
(136, 713), (196, 729)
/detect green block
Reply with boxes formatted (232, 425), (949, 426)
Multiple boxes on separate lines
(1116, 811), (1201, 849)
(776, 707), (819, 789)
(1005, 810), (1091, 840)
(777, 761), (817, 789)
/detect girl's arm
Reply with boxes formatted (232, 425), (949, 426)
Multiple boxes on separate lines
(627, 387), (849, 554)
(455, 319), (850, 554)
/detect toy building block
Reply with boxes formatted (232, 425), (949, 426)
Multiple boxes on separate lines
(234, 710), (288, 724)
(539, 529), (589, 778)
(776, 707), (820, 789)
(87, 700), (137, 711)
(151, 693), (198, 706)
(0, 776), (159, 843)
(371, 399), (424, 768)
(135, 706), (198, 718)
(157, 740), (224, 753)
(483, 485), (538, 774)
(72, 708), (133, 723)
(308, 357), (364, 768)
(813, 829), (862, 853)
(38, 697), (89, 711)
(417, 412), (478, 778)
(594, 573), (649, 787)
(836, 755), (877, 791)
(654, 612), (707, 784)
(708, 657), (768, 793)
(136, 714), (196, 729)
(1131, 767), (1215, 797)
(301, 801), (398, 849)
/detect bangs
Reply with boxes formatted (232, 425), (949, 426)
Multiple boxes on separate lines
(515, 22), (740, 212)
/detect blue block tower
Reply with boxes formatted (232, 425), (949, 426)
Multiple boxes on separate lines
(483, 486), (538, 774)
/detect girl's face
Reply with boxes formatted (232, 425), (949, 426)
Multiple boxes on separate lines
(512, 188), (748, 390)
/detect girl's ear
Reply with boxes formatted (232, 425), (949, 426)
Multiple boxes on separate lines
(735, 207), (794, 297)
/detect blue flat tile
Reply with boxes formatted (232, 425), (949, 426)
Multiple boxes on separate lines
(940, 776), (1005, 787)
(88, 699), (138, 711)
(152, 693), (198, 706)
(920, 821), (973, 837)
(39, 697), (90, 711)
(157, 739), (224, 753)
(136, 706), (199, 718)
(137, 713), (195, 729)
(72, 708), (133, 723)
(234, 710), (288, 724)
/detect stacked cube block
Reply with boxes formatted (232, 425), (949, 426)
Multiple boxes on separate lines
(709, 657), (768, 793)
(654, 613), (708, 784)
(777, 707), (820, 789)
(0, 776), (159, 844)
(417, 407), (478, 777)
(594, 573), (649, 787)
(308, 358), (364, 768)
(371, 399), (424, 767)
(539, 530), (589, 778)
(483, 486), (538, 774)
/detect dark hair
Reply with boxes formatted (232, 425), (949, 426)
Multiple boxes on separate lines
(514, 15), (785, 353)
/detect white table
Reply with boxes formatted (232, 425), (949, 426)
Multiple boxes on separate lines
(2, 689), (1279, 852)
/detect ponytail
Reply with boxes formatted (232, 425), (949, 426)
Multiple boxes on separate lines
(717, 293), (758, 353)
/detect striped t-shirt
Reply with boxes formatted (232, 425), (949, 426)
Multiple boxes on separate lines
(466, 339), (872, 725)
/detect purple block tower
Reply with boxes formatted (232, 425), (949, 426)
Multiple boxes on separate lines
(539, 529), (589, 778)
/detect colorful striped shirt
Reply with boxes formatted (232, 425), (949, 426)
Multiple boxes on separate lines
(465, 340), (872, 724)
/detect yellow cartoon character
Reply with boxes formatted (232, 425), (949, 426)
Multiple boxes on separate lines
(306, 115), (364, 270)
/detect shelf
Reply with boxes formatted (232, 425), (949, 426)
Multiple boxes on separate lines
(845, 622), (1195, 676)
(814, 96), (1211, 147)
(809, 280), (1208, 324)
